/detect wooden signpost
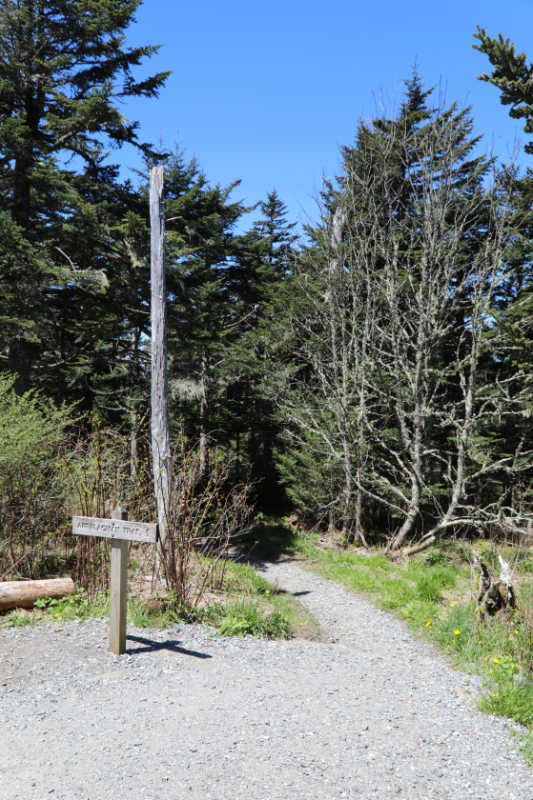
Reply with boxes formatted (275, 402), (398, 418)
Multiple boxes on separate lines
(72, 509), (158, 655)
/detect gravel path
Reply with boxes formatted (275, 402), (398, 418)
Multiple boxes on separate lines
(2, 558), (532, 800)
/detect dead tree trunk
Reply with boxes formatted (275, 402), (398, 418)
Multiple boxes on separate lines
(199, 351), (208, 480)
(150, 166), (170, 558)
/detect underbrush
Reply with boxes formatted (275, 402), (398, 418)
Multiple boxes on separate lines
(0, 559), (317, 641)
(294, 529), (533, 763)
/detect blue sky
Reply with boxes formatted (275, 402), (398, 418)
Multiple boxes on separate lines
(118, 0), (533, 230)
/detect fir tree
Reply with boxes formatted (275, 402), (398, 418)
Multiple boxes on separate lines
(220, 191), (297, 508)
(0, 0), (169, 389)
(474, 28), (533, 491)
(474, 27), (533, 154)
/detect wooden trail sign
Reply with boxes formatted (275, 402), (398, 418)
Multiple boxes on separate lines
(72, 516), (157, 544)
(72, 509), (158, 655)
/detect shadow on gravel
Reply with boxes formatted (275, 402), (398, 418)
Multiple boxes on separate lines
(126, 634), (212, 659)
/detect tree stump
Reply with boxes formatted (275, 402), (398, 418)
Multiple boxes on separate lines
(473, 552), (516, 618)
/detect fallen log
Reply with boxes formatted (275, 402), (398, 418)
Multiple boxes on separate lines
(0, 577), (75, 612)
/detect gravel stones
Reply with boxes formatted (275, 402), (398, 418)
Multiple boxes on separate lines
(2, 559), (532, 799)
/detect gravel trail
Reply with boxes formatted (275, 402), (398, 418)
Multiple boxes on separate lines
(2, 558), (532, 800)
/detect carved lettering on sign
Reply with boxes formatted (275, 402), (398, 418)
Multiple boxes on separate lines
(72, 516), (158, 544)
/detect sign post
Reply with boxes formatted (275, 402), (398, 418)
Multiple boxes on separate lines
(109, 508), (128, 655)
(72, 509), (158, 655)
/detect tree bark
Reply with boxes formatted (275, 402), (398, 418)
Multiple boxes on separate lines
(199, 351), (208, 479)
(150, 166), (170, 553)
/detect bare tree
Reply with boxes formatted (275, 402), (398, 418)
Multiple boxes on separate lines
(276, 92), (533, 554)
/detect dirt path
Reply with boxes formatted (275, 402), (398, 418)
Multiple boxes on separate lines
(1, 558), (532, 799)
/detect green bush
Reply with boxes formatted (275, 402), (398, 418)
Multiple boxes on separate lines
(0, 372), (74, 578)
(0, 373), (72, 470)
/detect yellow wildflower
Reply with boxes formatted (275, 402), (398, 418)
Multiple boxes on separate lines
(425, 619), (432, 627)
(491, 691), (498, 698)
(450, 601), (457, 607)
(453, 629), (461, 635)
(493, 658), (499, 664)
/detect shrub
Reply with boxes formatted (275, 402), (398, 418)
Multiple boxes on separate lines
(0, 373), (74, 579)
(158, 433), (252, 610)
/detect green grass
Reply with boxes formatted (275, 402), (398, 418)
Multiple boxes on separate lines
(206, 559), (320, 640)
(35, 588), (109, 620)
(292, 530), (533, 760)
(3, 611), (33, 627)
(207, 600), (291, 639)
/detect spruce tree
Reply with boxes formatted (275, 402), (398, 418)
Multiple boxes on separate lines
(474, 28), (533, 502)
(474, 27), (533, 154)
(0, 0), (169, 390)
(218, 191), (297, 508)
(160, 151), (247, 455)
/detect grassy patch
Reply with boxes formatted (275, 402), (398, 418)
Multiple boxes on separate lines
(293, 531), (533, 755)
(520, 730), (533, 766)
(203, 560), (320, 640)
(207, 601), (291, 639)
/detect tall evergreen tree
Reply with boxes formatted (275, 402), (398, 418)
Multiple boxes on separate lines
(0, 0), (169, 390)
(474, 28), (533, 502)
(219, 191), (297, 508)
(160, 151), (247, 456)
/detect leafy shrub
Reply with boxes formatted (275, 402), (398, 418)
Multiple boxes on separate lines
(0, 373), (74, 579)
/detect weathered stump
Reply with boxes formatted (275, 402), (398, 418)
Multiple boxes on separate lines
(474, 552), (516, 618)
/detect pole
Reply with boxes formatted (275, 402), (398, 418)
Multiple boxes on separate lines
(150, 166), (170, 559)
(109, 507), (128, 655)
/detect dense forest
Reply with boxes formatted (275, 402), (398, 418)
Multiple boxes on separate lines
(1, 0), (533, 581)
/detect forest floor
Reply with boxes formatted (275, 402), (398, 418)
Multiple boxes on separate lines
(2, 557), (533, 800)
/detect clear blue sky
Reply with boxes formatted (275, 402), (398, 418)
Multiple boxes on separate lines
(118, 0), (532, 230)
